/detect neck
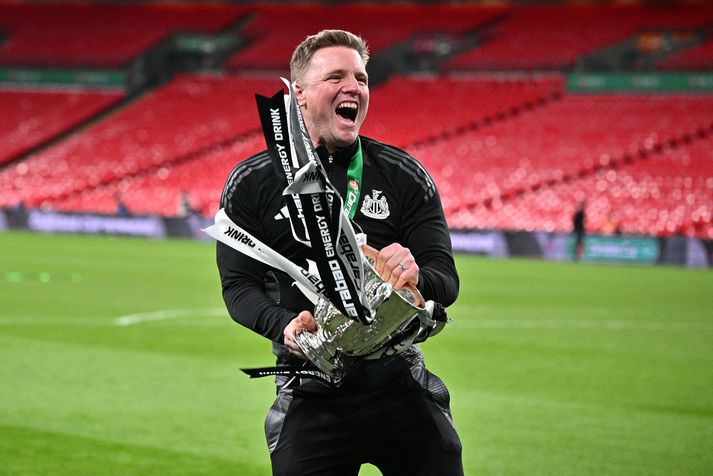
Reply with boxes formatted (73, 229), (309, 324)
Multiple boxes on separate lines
(314, 141), (333, 155)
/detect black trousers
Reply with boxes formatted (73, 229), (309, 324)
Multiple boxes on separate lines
(265, 353), (464, 476)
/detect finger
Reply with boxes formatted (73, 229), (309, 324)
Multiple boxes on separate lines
(362, 243), (416, 287)
(383, 248), (412, 285)
(394, 264), (419, 290)
(283, 330), (305, 357)
(297, 311), (317, 332)
(361, 243), (385, 275)
(374, 248), (389, 276)
(386, 258), (407, 287)
(371, 243), (398, 282)
(361, 243), (379, 261)
(283, 312), (316, 358)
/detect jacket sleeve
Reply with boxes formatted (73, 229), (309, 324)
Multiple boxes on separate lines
(215, 159), (297, 344)
(217, 243), (297, 343)
(400, 160), (459, 307)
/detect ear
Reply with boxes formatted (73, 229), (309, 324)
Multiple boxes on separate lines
(295, 82), (307, 107)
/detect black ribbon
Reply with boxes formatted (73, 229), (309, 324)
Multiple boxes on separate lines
(256, 90), (308, 243)
(241, 365), (339, 385)
(256, 86), (369, 324)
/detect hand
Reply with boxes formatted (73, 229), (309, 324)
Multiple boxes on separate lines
(362, 243), (419, 291)
(283, 311), (317, 359)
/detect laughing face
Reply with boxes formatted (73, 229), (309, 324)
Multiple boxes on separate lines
(295, 46), (369, 153)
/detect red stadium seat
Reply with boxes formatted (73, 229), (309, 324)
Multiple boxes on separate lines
(0, 3), (246, 67)
(0, 90), (122, 166)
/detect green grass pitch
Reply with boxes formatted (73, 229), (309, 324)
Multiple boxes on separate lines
(1, 230), (712, 475)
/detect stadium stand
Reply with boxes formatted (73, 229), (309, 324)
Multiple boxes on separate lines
(449, 134), (713, 238)
(44, 74), (564, 217)
(0, 3), (245, 67)
(1, 2), (712, 240)
(0, 89), (123, 166)
(441, 3), (713, 71)
(360, 74), (563, 148)
(225, 3), (500, 72)
(0, 74), (275, 211)
(442, 94), (713, 237)
(48, 135), (264, 217)
(658, 39), (713, 71)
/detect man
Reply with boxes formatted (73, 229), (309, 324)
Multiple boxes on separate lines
(217, 29), (462, 475)
(573, 201), (586, 260)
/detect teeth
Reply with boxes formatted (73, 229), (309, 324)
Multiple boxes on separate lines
(337, 102), (357, 109)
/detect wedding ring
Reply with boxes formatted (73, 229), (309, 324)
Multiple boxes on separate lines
(397, 263), (406, 271)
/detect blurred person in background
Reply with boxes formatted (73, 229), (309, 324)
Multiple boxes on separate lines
(215, 29), (463, 476)
(573, 201), (586, 260)
(115, 192), (128, 217)
(601, 211), (621, 235)
(178, 190), (193, 217)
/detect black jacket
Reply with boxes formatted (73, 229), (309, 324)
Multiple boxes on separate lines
(216, 136), (459, 347)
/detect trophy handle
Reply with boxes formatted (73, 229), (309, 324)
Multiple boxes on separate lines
(360, 244), (425, 308)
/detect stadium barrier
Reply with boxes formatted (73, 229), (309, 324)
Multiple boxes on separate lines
(0, 67), (127, 88)
(0, 208), (212, 241)
(566, 72), (713, 93)
(1, 208), (710, 268)
(450, 229), (712, 268)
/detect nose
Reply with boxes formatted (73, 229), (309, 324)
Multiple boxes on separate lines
(342, 75), (361, 95)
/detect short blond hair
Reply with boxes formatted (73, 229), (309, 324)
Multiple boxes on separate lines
(290, 29), (369, 83)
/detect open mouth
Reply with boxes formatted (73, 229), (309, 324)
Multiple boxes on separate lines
(335, 102), (358, 123)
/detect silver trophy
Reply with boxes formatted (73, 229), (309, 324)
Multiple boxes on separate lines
(295, 247), (442, 376)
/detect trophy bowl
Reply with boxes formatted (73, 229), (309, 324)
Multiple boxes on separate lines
(295, 251), (427, 377)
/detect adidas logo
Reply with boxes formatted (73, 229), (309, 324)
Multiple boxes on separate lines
(274, 206), (290, 221)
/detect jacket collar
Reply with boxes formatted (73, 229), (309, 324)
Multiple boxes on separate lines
(316, 139), (359, 165)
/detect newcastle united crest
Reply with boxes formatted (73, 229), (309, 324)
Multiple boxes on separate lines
(360, 189), (390, 219)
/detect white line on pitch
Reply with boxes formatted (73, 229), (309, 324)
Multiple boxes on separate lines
(0, 308), (228, 327)
(0, 317), (111, 326)
(113, 307), (227, 326)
